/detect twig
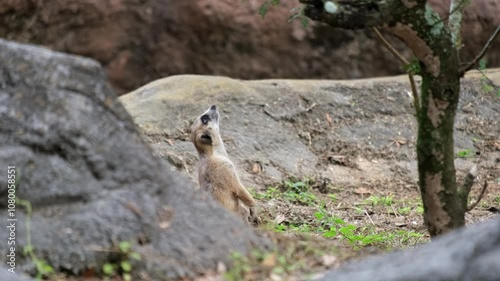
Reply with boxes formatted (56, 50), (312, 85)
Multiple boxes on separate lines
(371, 28), (409, 65)
(467, 181), (488, 212)
(407, 73), (420, 115)
(371, 27), (420, 114)
(460, 25), (500, 75)
(364, 209), (375, 226)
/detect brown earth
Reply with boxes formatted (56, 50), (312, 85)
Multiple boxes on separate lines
(1, 0), (499, 95)
(119, 71), (500, 280)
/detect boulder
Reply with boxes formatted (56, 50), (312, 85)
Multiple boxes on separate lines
(0, 39), (270, 280)
(0, 269), (34, 281)
(317, 216), (500, 281)
(0, 0), (498, 94)
(119, 72), (500, 192)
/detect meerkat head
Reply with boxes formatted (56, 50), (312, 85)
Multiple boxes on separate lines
(191, 105), (224, 155)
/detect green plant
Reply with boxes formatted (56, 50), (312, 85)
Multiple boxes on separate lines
(456, 149), (475, 158)
(17, 198), (54, 280)
(313, 208), (424, 249)
(258, 0), (281, 18)
(254, 186), (281, 200)
(224, 252), (252, 281)
(282, 179), (317, 206)
(397, 206), (412, 215)
(365, 195), (394, 206)
(14, 169), (54, 280)
(327, 193), (338, 202)
(494, 196), (500, 203)
(102, 241), (141, 281)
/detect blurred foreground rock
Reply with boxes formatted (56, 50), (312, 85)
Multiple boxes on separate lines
(318, 216), (500, 281)
(0, 39), (270, 280)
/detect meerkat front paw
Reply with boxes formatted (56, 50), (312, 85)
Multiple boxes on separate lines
(248, 207), (261, 226)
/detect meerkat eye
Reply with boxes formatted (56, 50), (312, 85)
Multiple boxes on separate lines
(201, 115), (209, 125)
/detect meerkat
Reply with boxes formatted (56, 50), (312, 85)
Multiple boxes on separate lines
(191, 105), (258, 224)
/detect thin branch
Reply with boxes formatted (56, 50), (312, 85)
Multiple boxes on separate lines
(371, 27), (420, 114)
(408, 74), (420, 114)
(460, 25), (500, 75)
(467, 181), (488, 212)
(371, 28), (408, 64)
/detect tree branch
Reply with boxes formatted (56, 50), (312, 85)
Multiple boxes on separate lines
(460, 25), (500, 75)
(300, 0), (450, 78)
(371, 28), (420, 114)
(467, 181), (488, 212)
(299, 0), (417, 30)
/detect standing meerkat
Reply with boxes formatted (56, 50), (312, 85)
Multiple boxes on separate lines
(191, 105), (258, 224)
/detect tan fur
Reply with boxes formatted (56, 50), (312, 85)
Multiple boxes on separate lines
(191, 105), (257, 224)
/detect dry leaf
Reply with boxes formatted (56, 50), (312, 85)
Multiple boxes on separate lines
(261, 253), (276, 268)
(321, 255), (337, 266)
(325, 113), (333, 126)
(251, 162), (262, 174)
(494, 141), (500, 150)
(354, 187), (372, 195)
(217, 261), (227, 273)
(274, 214), (286, 224)
(269, 273), (283, 281)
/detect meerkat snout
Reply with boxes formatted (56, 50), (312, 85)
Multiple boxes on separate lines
(191, 105), (259, 225)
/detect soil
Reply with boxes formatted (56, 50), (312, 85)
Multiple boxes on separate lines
(118, 72), (500, 280)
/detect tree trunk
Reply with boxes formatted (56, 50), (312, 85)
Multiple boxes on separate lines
(417, 68), (464, 236)
(299, 0), (472, 236)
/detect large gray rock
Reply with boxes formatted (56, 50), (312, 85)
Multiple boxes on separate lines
(0, 39), (270, 280)
(0, 269), (34, 281)
(119, 73), (500, 191)
(317, 217), (500, 281)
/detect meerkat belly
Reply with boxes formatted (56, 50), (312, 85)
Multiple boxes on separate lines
(199, 158), (240, 213)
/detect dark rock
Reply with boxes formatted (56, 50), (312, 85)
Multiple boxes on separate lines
(317, 217), (500, 281)
(0, 0), (498, 95)
(0, 269), (34, 281)
(0, 39), (270, 279)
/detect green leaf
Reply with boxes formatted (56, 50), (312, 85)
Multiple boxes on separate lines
(314, 212), (324, 220)
(124, 273), (132, 281)
(121, 261), (132, 272)
(118, 241), (132, 253)
(35, 259), (54, 275)
(479, 59), (487, 70)
(129, 252), (142, 261)
(259, 2), (269, 18)
(456, 149), (474, 158)
(271, 0), (280, 5)
(323, 228), (337, 238)
(102, 263), (115, 276)
(23, 245), (33, 255)
(300, 17), (309, 28)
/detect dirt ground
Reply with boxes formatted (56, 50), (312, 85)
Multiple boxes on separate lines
(116, 72), (500, 280)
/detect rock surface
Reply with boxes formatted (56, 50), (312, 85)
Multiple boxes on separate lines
(1, 0), (499, 94)
(0, 39), (270, 280)
(0, 269), (34, 281)
(119, 71), (500, 194)
(317, 216), (500, 281)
